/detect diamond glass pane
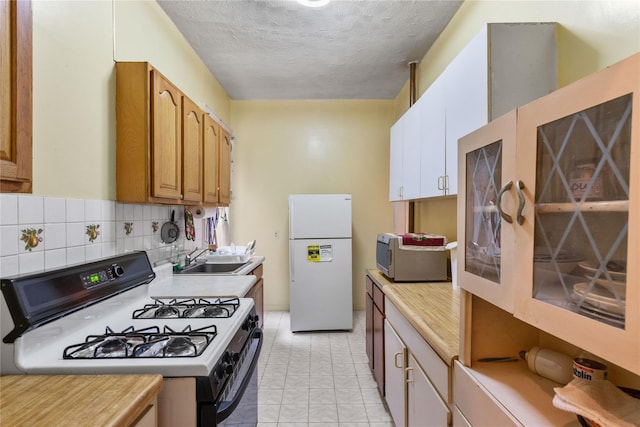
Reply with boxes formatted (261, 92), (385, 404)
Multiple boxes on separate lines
(533, 94), (632, 329)
(465, 140), (502, 283)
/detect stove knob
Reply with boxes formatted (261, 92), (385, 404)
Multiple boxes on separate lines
(230, 352), (240, 362)
(221, 351), (231, 363)
(216, 362), (233, 379)
(111, 264), (125, 278)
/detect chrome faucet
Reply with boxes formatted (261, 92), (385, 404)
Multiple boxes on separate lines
(184, 248), (209, 266)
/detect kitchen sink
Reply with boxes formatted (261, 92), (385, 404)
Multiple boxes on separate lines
(174, 261), (249, 275)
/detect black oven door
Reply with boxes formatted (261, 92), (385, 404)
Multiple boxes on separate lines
(199, 328), (262, 427)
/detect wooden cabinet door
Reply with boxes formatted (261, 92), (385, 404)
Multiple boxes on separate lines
(182, 97), (203, 203)
(384, 319), (406, 427)
(203, 114), (220, 204)
(151, 70), (182, 200)
(218, 127), (232, 205)
(1, 0), (32, 193)
(373, 302), (385, 395)
(366, 290), (374, 371)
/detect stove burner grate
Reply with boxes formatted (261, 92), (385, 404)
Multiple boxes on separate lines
(132, 297), (240, 319)
(62, 324), (217, 359)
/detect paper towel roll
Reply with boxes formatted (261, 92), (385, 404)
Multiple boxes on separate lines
(192, 205), (206, 219)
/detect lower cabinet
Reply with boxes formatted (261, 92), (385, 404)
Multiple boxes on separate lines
(385, 300), (452, 427)
(384, 319), (406, 427)
(134, 397), (158, 427)
(365, 275), (385, 394)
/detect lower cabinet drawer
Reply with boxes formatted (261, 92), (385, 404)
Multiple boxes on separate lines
(452, 360), (519, 427)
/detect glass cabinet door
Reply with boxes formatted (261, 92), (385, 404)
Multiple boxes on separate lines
(514, 53), (639, 374)
(458, 111), (517, 313)
(531, 94), (631, 328)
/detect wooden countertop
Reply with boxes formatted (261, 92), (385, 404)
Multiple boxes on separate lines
(367, 269), (460, 365)
(1, 374), (163, 426)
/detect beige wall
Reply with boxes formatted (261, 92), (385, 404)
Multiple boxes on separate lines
(31, 0), (230, 199)
(229, 100), (395, 310)
(403, 0), (640, 242)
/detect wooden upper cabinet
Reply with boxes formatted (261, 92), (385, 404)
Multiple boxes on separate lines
(116, 61), (232, 206)
(1, 0), (32, 193)
(203, 113), (220, 204)
(218, 127), (232, 205)
(182, 96), (203, 203)
(151, 70), (182, 201)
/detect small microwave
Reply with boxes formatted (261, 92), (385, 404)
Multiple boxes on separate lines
(376, 233), (448, 282)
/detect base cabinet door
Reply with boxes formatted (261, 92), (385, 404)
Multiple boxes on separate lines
(407, 354), (450, 427)
(384, 319), (406, 427)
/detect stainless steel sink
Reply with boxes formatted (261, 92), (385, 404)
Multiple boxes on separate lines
(174, 261), (249, 275)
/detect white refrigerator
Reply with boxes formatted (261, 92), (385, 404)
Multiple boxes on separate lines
(288, 194), (353, 332)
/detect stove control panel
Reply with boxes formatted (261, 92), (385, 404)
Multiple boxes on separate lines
(80, 264), (124, 289)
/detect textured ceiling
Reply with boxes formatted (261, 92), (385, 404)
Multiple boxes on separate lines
(157, 0), (463, 100)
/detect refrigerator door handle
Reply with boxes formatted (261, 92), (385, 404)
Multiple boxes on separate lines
(289, 245), (295, 280)
(288, 204), (294, 238)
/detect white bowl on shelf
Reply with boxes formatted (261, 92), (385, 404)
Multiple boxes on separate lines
(578, 260), (627, 282)
(584, 274), (626, 298)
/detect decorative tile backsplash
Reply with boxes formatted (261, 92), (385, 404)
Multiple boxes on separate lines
(0, 194), (200, 277)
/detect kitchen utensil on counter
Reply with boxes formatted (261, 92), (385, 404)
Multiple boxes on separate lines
(184, 208), (195, 241)
(161, 210), (179, 243)
(246, 239), (256, 255)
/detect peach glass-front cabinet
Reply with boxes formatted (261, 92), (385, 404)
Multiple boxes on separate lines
(459, 53), (639, 374)
(458, 110), (518, 313)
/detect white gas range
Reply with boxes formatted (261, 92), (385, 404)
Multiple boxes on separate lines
(1, 251), (261, 427)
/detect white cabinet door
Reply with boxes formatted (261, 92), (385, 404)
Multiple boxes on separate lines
(420, 75), (446, 198)
(389, 116), (404, 201)
(384, 319), (406, 427)
(407, 354), (450, 427)
(445, 26), (489, 197)
(402, 100), (422, 200)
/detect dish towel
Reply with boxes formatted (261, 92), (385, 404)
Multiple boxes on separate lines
(553, 379), (640, 426)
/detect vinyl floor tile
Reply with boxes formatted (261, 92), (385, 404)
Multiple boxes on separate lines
(258, 311), (394, 427)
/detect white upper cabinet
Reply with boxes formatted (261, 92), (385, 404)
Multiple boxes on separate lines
(389, 116), (404, 201)
(402, 96), (423, 200)
(420, 75), (447, 199)
(389, 97), (425, 201)
(390, 22), (557, 201)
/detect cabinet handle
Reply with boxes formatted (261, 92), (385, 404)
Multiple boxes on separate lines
(437, 176), (443, 191)
(394, 351), (403, 369)
(515, 180), (525, 225)
(444, 175), (449, 193)
(405, 367), (414, 384)
(497, 180), (514, 224)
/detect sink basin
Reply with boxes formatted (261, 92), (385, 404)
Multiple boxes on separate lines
(175, 262), (248, 275)
(205, 254), (251, 264)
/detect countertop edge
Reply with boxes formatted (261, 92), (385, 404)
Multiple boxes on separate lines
(367, 269), (460, 364)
